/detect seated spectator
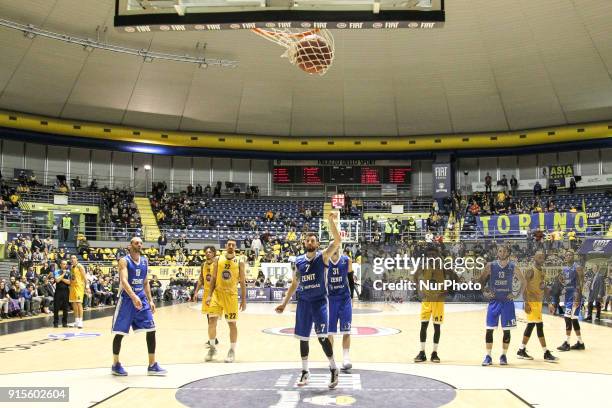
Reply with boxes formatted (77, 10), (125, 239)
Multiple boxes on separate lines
(150, 275), (163, 301)
(92, 279), (112, 306)
(533, 181), (542, 196)
(38, 275), (54, 314)
(0, 280), (10, 319)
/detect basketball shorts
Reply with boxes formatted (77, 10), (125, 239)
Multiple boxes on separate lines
(563, 299), (582, 320)
(69, 285), (84, 303)
(486, 300), (516, 329)
(111, 291), (155, 335)
(421, 301), (445, 324)
(209, 291), (239, 321)
(525, 301), (543, 323)
(329, 295), (352, 334)
(294, 297), (328, 340)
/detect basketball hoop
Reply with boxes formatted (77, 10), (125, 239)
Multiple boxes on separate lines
(252, 27), (334, 76)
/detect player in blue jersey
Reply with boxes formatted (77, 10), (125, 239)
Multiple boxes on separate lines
(276, 211), (342, 389)
(555, 250), (585, 351)
(479, 245), (524, 366)
(327, 248), (353, 371)
(111, 237), (166, 376)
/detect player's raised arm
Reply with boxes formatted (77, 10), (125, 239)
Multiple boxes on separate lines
(276, 266), (298, 313)
(323, 211), (342, 264)
(118, 257), (141, 310)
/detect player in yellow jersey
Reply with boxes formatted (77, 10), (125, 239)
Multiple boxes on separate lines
(69, 254), (87, 329)
(414, 246), (449, 363)
(192, 246), (218, 348)
(517, 251), (558, 362)
(205, 239), (246, 363)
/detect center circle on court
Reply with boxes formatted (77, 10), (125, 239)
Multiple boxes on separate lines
(175, 369), (456, 408)
(263, 326), (400, 337)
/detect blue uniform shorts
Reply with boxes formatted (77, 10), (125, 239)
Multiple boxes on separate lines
(294, 297), (328, 340)
(486, 300), (516, 329)
(328, 295), (352, 335)
(111, 291), (155, 335)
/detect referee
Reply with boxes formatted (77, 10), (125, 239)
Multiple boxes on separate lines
(53, 260), (71, 328)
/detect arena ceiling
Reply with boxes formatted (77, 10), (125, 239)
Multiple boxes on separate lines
(0, 0), (611, 138)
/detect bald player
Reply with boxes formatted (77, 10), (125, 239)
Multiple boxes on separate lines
(111, 236), (166, 376)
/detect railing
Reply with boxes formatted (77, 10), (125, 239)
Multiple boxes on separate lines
(273, 183), (413, 198)
(362, 198), (433, 213)
(16, 187), (102, 205)
(0, 216), (146, 241)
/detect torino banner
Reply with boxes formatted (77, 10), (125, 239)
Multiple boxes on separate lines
(476, 212), (588, 236)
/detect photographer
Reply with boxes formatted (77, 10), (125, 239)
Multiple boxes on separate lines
(53, 260), (71, 327)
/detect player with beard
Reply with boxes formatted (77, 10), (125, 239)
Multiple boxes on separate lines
(479, 245), (524, 366)
(555, 250), (585, 351)
(192, 246), (219, 351)
(276, 212), (342, 389)
(111, 236), (166, 376)
(205, 239), (246, 363)
(517, 251), (559, 362)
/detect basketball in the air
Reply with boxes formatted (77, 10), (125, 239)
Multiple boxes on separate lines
(293, 34), (333, 74)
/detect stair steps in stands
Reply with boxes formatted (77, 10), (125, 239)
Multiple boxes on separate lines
(134, 197), (161, 242)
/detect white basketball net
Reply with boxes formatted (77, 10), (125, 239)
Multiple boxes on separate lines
(252, 28), (335, 76)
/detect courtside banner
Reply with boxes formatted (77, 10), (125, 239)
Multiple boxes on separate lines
(476, 212), (588, 236)
(261, 263), (292, 282)
(579, 238), (612, 255)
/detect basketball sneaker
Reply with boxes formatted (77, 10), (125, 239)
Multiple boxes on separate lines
(147, 362), (167, 376)
(297, 370), (310, 387)
(570, 342), (585, 350)
(77, 321), (83, 329)
(414, 351), (427, 363)
(557, 341), (571, 352)
(430, 352), (440, 363)
(329, 368), (339, 389)
(342, 361), (352, 371)
(111, 363), (127, 376)
(205, 347), (217, 362)
(481, 355), (493, 366)
(499, 354), (508, 365)
(517, 348), (533, 360)
(544, 350), (559, 362)
(225, 349), (235, 363)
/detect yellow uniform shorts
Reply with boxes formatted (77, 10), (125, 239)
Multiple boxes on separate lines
(525, 301), (543, 323)
(69, 285), (84, 303)
(209, 291), (239, 321)
(420, 301), (444, 324)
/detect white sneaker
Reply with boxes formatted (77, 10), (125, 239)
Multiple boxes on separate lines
(205, 347), (217, 362)
(297, 370), (310, 387)
(77, 321), (83, 329)
(225, 349), (235, 363)
(342, 361), (352, 371)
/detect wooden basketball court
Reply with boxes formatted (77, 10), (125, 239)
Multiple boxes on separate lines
(0, 301), (609, 407)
